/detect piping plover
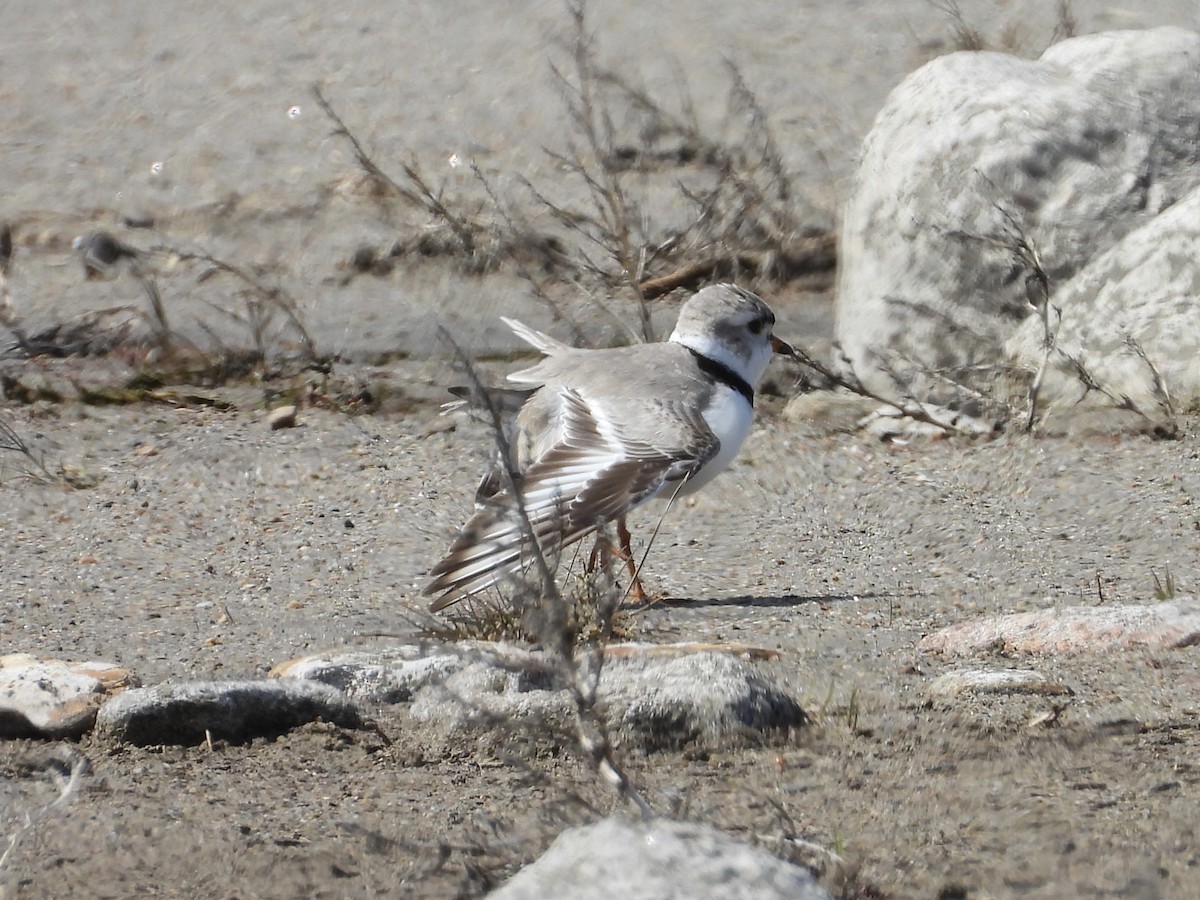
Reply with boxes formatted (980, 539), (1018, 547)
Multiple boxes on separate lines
(425, 283), (794, 611)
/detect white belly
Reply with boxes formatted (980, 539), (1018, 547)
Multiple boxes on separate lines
(678, 386), (753, 495)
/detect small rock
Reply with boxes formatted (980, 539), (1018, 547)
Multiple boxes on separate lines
(0, 655), (138, 739)
(598, 650), (807, 751)
(122, 212), (156, 229)
(928, 669), (1072, 701)
(920, 599), (1200, 655)
(489, 817), (830, 900)
(267, 405), (298, 430)
(95, 679), (365, 746)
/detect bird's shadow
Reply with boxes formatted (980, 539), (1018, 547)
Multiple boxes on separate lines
(638, 592), (887, 610)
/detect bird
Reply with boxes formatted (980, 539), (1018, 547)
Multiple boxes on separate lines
(425, 283), (795, 612)
(72, 232), (140, 280)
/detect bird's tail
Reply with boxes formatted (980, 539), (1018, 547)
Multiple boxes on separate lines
(424, 492), (602, 612)
(501, 316), (572, 355)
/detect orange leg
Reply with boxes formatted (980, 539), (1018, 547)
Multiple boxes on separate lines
(616, 516), (649, 603)
(585, 517), (650, 603)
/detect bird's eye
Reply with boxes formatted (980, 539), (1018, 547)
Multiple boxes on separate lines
(748, 318), (765, 335)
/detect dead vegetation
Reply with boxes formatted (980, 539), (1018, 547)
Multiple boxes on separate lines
(2, 1), (834, 423)
(933, 190), (1180, 438)
(928, 0), (1077, 57)
(316, 0), (833, 344)
(0, 748), (90, 887)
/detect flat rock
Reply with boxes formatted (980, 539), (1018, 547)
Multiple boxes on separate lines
(0, 655), (138, 739)
(407, 643), (807, 752)
(837, 27), (1200, 402)
(95, 679), (365, 746)
(920, 599), (1200, 655)
(928, 669), (1072, 701)
(489, 817), (830, 900)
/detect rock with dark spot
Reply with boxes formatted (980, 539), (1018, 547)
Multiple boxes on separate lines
(406, 643), (807, 752)
(95, 679), (365, 746)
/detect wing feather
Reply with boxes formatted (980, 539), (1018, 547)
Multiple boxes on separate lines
(426, 388), (717, 610)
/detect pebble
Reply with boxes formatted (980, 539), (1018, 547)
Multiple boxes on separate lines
(267, 404), (298, 429)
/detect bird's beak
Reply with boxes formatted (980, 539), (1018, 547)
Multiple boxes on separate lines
(771, 335), (797, 357)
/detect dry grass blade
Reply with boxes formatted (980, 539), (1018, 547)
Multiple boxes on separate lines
(438, 327), (561, 622)
(0, 222), (13, 326)
(157, 244), (317, 362)
(930, 0), (987, 51)
(930, 0), (1081, 56)
(132, 267), (172, 350)
(0, 416), (72, 486)
(0, 750), (91, 878)
(1123, 335), (1177, 433)
(312, 84), (480, 261)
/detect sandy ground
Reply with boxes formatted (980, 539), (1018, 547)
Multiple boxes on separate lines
(4, 1), (1200, 898)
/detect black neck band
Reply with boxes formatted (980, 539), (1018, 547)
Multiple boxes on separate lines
(687, 347), (754, 407)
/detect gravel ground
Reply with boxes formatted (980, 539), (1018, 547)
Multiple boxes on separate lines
(4, 1), (1200, 898)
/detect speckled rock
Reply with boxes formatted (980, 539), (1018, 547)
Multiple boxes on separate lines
(928, 668), (1072, 700)
(406, 643), (807, 752)
(1006, 184), (1200, 426)
(270, 644), (466, 703)
(0, 655), (138, 739)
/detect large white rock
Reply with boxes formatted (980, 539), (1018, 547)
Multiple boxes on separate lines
(1006, 183), (1200, 424)
(836, 27), (1200, 400)
(489, 817), (830, 900)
